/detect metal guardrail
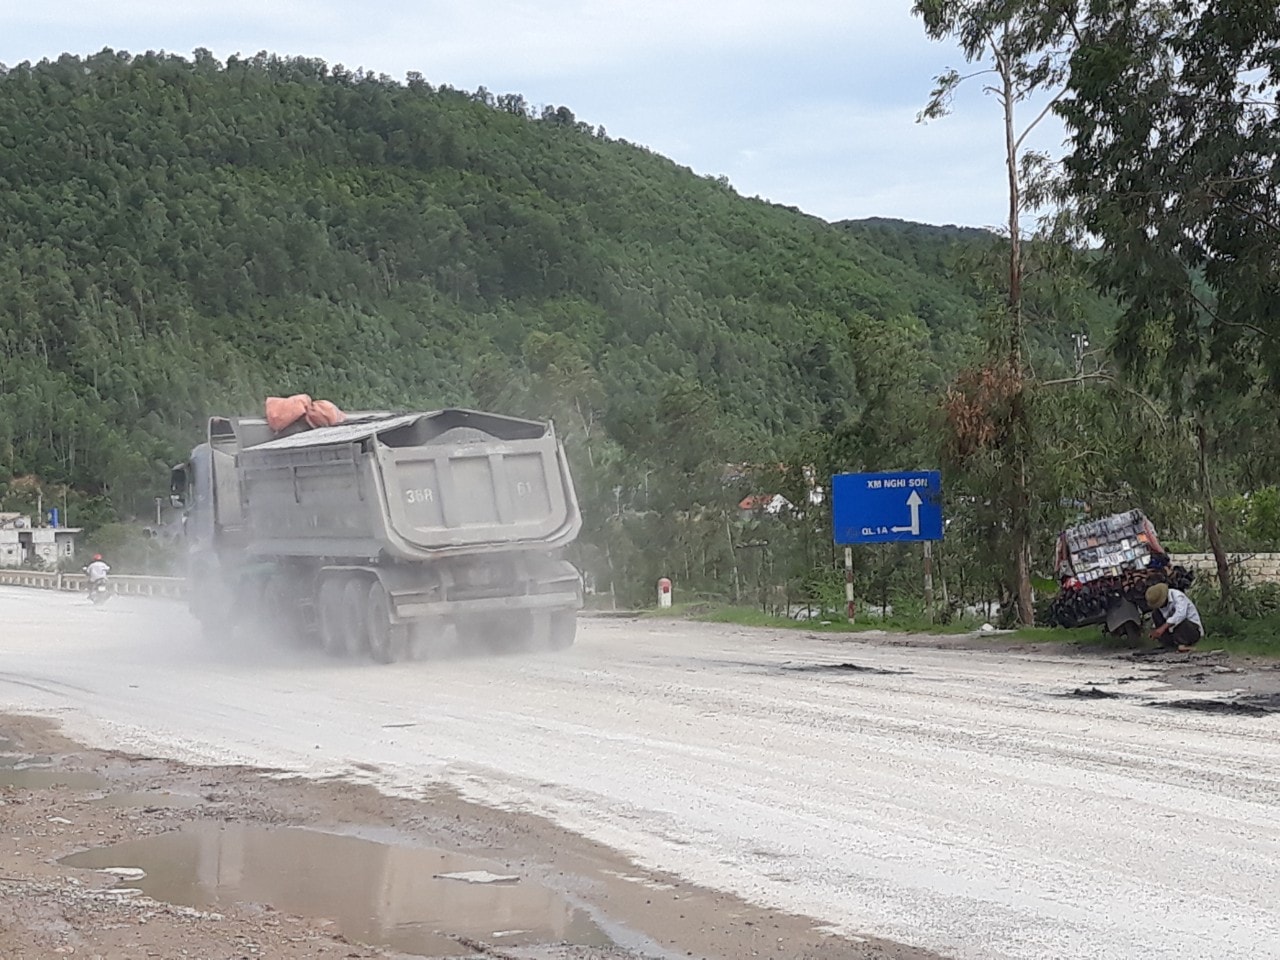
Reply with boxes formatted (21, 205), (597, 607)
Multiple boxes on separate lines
(0, 569), (186, 598)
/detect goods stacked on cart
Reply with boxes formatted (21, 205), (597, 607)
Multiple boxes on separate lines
(1047, 510), (1194, 628)
(1060, 509), (1157, 581)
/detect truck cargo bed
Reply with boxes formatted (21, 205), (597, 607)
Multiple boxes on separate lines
(232, 409), (582, 560)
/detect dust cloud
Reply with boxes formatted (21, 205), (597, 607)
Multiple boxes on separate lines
(132, 589), (573, 671)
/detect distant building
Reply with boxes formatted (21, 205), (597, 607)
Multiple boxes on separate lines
(0, 514), (83, 568)
(738, 494), (794, 518)
(728, 463), (826, 520)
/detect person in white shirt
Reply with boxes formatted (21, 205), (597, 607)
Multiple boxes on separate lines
(84, 555), (110, 583)
(1145, 582), (1203, 652)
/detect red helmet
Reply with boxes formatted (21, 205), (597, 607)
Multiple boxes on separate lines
(93, 554), (102, 561)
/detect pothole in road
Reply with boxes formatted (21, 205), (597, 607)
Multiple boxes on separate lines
(60, 822), (614, 958)
(1057, 688), (1280, 715)
(782, 662), (911, 676)
(1059, 687), (1123, 700)
(1149, 694), (1280, 717)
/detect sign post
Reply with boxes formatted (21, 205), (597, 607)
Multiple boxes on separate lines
(831, 471), (944, 620)
(844, 546), (854, 622)
(923, 541), (935, 616)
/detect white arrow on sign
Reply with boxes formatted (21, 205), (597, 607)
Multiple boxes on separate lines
(890, 490), (923, 535)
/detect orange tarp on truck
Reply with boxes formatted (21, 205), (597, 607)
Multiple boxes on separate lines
(264, 395), (346, 432)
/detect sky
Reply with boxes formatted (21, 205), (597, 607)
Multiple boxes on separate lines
(1, 1), (1070, 229)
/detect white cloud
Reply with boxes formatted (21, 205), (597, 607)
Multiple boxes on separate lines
(5, 0), (914, 74)
(0, 0), (1070, 227)
(693, 87), (1069, 226)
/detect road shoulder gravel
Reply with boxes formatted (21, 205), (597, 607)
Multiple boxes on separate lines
(0, 713), (946, 960)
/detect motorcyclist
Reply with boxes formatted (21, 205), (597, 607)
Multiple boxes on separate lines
(84, 554), (110, 584)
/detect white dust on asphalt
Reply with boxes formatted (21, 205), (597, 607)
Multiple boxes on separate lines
(2, 586), (1279, 960)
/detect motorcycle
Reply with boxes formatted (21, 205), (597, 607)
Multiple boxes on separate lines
(88, 580), (111, 605)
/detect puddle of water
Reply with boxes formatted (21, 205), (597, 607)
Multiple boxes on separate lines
(0, 753), (53, 768)
(92, 791), (203, 811)
(60, 823), (612, 957)
(0, 767), (107, 790)
(0, 749), (106, 790)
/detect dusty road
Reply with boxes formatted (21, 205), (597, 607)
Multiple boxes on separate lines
(2, 586), (1279, 960)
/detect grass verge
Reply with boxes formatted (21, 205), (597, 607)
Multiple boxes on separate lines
(647, 603), (979, 635)
(1011, 616), (1280, 657)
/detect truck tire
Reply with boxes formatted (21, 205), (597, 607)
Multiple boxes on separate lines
(366, 581), (410, 664)
(318, 578), (348, 657)
(341, 578), (371, 658)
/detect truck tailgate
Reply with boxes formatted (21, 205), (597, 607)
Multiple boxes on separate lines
(378, 437), (578, 549)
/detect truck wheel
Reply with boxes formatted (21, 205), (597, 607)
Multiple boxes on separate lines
(341, 578), (371, 658)
(366, 582), (409, 664)
(548, 611), (577, 650)
(318, 578), (348, 657)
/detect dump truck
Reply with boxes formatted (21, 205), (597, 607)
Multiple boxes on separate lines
(168, 408), (584, 661)
(1046, 509), (1192, 640)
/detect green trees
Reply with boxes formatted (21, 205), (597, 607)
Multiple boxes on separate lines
(913, 0), (1280, 616)
(1060, 3), (1280, 382)
(0, 49), (976, 586)
(914, 0), (1076, 624)
(1058, 1), (1280, 605)
(1, 44), (1275, 606)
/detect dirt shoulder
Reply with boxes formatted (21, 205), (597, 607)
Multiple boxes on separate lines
(746, 619), (1280, 699)
(0, 713), (946, 960)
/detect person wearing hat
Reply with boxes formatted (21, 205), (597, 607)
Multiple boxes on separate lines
(1145, 582), (1203, 652)
(83, 554), (110, 583)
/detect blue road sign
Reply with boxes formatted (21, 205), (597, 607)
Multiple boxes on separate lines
(832, 471), (943, 544)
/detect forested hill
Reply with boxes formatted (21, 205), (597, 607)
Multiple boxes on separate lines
(0, 49), (1075, 533)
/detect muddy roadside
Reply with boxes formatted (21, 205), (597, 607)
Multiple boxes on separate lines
(0, 713), (946, 960)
